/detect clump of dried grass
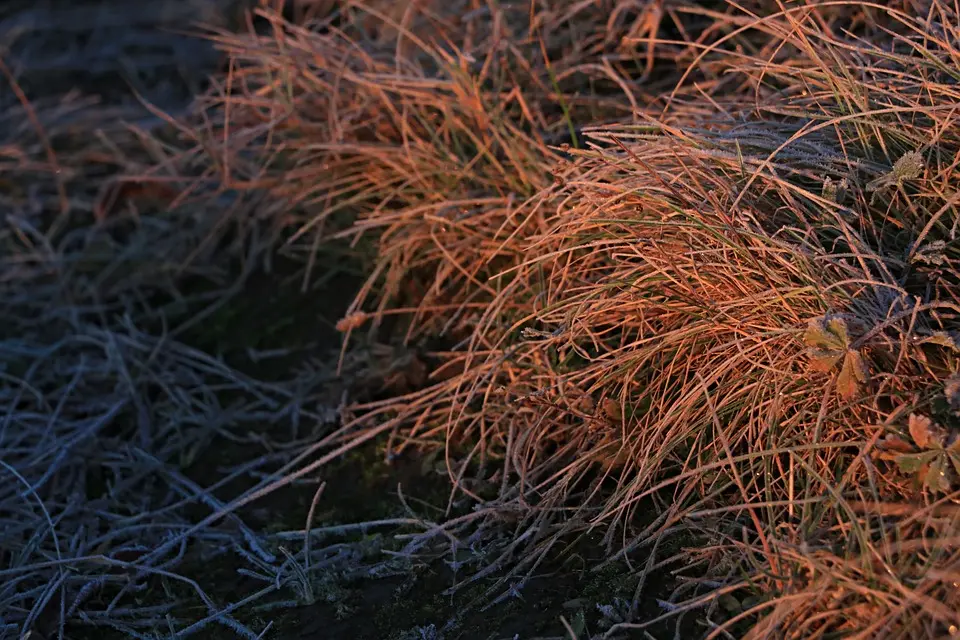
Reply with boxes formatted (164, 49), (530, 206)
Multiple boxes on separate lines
(188, 0), (960, 636)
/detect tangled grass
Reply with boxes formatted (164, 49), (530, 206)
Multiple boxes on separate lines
(6, 0), (960, 637)
(187, 0), (960, 637)
(0, 13), (373, 637)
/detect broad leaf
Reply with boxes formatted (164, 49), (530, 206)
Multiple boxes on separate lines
(809, 349), (842, 372)
(571, 610), (587, 637)
(878, 433), (915, 454)
(719, 594), (742, 613)
(867, 150), (924, 191)
(924, 455), (952, 493)
(804, 316), (850, 352)
(893, 150), (924, 181)
(923, 331), (960, 352)
(836, 350), (869, 399)
(894, 450), (939, 474)
(908, 413), (939, 450)
(949, 451), (960, 477)
(950, 436), (960, 455)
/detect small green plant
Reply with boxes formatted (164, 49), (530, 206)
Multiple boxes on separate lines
(883, 414), (960, 492)
(866, 150), (924, 201)
(821, 176), (849, 203)
(880, 377), (960, 492)
(804, 316), (870, 399)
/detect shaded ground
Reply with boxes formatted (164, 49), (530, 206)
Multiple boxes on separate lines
(168, 262), (695, 640)
(0, 0), (241, 109)
(185, 440), (687, 640)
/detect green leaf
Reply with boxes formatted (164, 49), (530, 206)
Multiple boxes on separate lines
(420, 447), (441, 476)
(836, 350), (869, 399)
(804, 316), (849, 351)
(949, 436), (960, 455)
(894, 450), (939, 474)
(805, 317), (860, 381)
(719, 594), (742, 613)
(740, 594), (767, 610)
(570, 609), (587, 637)
(562, 599), (585, 611)
(924, 455), (952, 493)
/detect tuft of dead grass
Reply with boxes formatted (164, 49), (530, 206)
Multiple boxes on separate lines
(189, 0), (960, 636)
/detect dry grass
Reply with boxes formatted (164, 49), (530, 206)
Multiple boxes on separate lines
(0, 5), (381, 638)
(7, 0), (960, 637)
(187, 0), (960, 636)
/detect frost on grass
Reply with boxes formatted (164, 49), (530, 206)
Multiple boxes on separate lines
(186, 1), (960, 636)
(0, 82), (361, 638)
(12, 0), (960, 638)
(396, 624), (444, 640)
(821, 175), (849, 203)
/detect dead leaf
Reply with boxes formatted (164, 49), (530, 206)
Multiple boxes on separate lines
(909, 413), (949, 450)
(923, 332), (960, 352)
(867, 150), (924, 192)
(602, 398), (623, 421)
(878, 433), (915, 454)
(909, 413), (938, 449)
(836, 350), (869, 399)
(913, 240), (948, 266)
(893, 150), (924, 181)
(809, 349), (843, 372)
(576, 393), (596, 414)
(805, 317), (862, 384)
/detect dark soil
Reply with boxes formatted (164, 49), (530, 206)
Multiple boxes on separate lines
(168, 256), (694, 639)
(171, 434), (694, 640)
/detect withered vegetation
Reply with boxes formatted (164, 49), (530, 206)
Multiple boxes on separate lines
(4, 1), (960, 638)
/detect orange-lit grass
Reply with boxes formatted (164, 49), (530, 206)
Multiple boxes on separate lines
(190, 1), (960, 636)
